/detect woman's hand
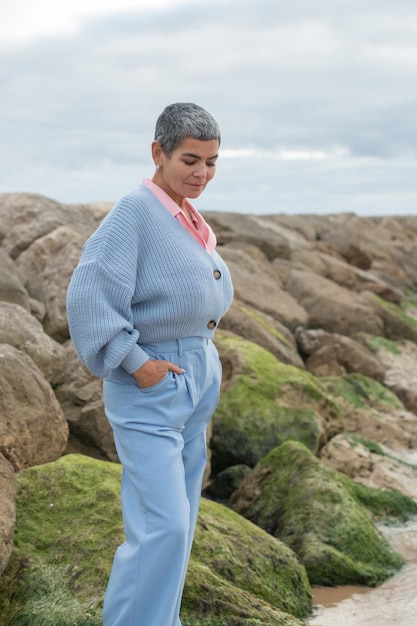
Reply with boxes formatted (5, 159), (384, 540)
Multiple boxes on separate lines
(133, 359), (185, 389)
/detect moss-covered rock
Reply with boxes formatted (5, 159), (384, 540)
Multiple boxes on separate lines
(321, 372), (403, 411)
(184, 499), (311, 625)
(370, 294), (417, 343)
(229, 441), (404, 586)
(0, 454), (311, 626)
(338, 470), (417, 523)
(204, 464), (252, 502)
(212, 333), (341, 474)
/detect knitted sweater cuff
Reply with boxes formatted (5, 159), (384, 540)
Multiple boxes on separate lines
(120, 344), (150, 374)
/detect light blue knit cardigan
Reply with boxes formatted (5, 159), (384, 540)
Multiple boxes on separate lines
(66, 185), (234, 378)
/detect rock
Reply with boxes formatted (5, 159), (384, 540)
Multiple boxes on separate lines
(0, 454), (16, 576)
(229, 441), (404, 586)
(290, 248), (402, 303)
(0, 249), (30, 310)
(295, 328), (386, 381)
(204, 464), (251, 501)
(16, 225), (90, 341)
(0, 301), (66, 385)
(220, 300), (305, 368)
(320, 434), (417, 500)
(54, 342), (117, 461)
(0, 344), (68, 471)
(204, 212), (311, 261)
(285, 269), (384, 336)
(220, 246), (308, 330)
(212, 332), (342, 475)
(0, 192), (101, 259)
(0, 454), (310, 626)
(322, 373), (417, 451)
(360, 336), (417, 415)
(361, 292), (417, 344)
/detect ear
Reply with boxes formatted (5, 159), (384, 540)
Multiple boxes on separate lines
(151, 141), (164, 167)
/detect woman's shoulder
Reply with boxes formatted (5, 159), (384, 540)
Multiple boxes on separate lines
(111, 184), (157, 218)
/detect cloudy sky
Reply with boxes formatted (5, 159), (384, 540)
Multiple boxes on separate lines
(1, 0), (417, 216)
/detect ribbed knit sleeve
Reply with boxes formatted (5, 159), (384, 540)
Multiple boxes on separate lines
(66, 194), (150, 377)
(67, 261), (149, 377)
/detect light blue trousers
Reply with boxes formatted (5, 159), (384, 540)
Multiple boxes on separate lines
(102, 337), (222, 626)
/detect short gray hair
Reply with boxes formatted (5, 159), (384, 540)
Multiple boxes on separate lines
(154, 102), (221, 156)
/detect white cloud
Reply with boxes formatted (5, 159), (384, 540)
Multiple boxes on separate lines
(0, 0), (191, 43)
(220, 147), (349, 161)
(1, 0), (417, 215)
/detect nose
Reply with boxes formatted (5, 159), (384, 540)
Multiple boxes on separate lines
(193, 165), (208, 179)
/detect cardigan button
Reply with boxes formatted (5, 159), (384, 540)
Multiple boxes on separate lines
(213, 269), (222, 280)
(207, 320), (217, 329)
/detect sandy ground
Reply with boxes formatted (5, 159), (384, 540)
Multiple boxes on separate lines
(306, 519), (417, 626)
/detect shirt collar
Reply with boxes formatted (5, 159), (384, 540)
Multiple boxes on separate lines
(142, 178), (182, 217)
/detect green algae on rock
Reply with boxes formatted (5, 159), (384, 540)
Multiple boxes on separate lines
(211, 333), (341, 475)
(186, 498), (311, 623)
(337, 470), (417, 524)
(229, 441), (404, 587)
(321, 372), (403, 411)
(0, 454), (311, 626)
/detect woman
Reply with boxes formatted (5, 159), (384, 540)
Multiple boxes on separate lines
(66, 102), (233, 626)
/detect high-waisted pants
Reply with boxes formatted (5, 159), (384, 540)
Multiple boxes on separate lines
(102, 337), (222, 626)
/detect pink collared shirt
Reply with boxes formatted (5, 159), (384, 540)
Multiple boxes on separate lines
(142, 178), (216, 254)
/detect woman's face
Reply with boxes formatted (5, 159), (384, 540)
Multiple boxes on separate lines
(152, 137), (219, 207)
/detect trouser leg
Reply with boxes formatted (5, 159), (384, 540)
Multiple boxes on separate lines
(172, 429), (208, 625)
(103, 418), (191, 626)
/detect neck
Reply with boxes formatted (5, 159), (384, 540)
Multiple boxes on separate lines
(151, 173), (185, 209)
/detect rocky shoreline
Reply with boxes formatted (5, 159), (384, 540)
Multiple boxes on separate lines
(1, 193), (417, 625)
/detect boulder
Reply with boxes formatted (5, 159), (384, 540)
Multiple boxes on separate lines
(320, 434), (417, 500)
(285, 269), (384, 336)
(0, 301), (65, 385)
(0, 192), (102, 259)
(229, 441), (404, 586)
(221, 246), (308, 330)
(0, 249), (30, 311)
(16, 225), (90, 341)
(220, 300), (305, 368)
(204, 212), (312, 261)
(54, 342), (117, 461)
(295, 328), (386, 381)
(322, 373), (417, 451)
(360, 336), (417, 415)
(212, 332), (341, 475)
(290, 248), (402, 303)
(0, 343), (68, 471)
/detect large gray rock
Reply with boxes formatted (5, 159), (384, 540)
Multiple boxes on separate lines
(204, 212), (311, 261)
(320, 434), (417, 500)
(295, 328), (386, 381)
(0, 249), (30, 310)
(54, 342), (117, 462)
(285, 269), (384, 336)
(0, 301), (65, 385)
(368, 338), (417, 415)
(16, 225), (90, 341)
(0, 343), (68, 471)
(0, 192), (105, 259)
(221, 245), (308, 330)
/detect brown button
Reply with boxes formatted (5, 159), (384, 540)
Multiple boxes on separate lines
(213, 269), (222, 280)
(207, 320), (217, 329)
